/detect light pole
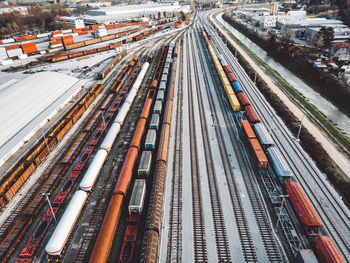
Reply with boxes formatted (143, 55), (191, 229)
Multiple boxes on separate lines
(42, 193), (57, 223)
(296, 114), (304, 142)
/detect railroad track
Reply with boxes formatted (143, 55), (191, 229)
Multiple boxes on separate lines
(195, 24), (284, 262)
(184, 32), (208, 263)
(189, 30), (232, 262)
(166, 40), (183, 262)
(193, 26), (258, 262)
(208, 20), (350, 261)
(70, 46), (160, 263)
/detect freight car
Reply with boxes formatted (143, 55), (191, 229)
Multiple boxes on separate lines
(138, 151), (152, 177)
(140, 41), (177, 263)
(145, 129), (157, 150)
(90, 45), (171, 263)
(314, 236), (344, 263)
(44, 58), (151, 262)
(203, 25), (345, 263)
(13, 57), (142, 263)
(97, 50), (127, 79)
(150, 114), (160, 130)
(128, 179), (146, 215)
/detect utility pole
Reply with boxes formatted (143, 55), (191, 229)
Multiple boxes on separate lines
(296, 114), (304, 142)
(254, 71), (257, 84)
(42, 193), (57, 223)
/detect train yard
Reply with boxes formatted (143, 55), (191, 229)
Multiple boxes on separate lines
(0, 9), (349, 263)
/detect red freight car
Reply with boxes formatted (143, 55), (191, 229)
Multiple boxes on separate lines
(245, 105), (261, 123)
(237, 92), (250, 107)
(314, 236), (344, 263)
(285, 181), (322, 234)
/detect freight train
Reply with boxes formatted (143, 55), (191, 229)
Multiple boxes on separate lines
(202, 29), (344, 263)
(44, 58), (150, 260)
(0, 52), (136, 263)
(89, 41), (177, 263)
(0, 50), (127, 214)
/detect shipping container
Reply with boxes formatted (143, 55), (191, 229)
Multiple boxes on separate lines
(128, 179), (146, 215)
(21, 42), (37, 54)
(153, 101), (162, 114)
(145, 129), (157, 150)
(156, 90), (164, 102)
(150, 114), (160, 130)
(138, 151), (152, 177)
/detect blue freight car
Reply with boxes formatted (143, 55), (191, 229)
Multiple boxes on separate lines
(267, 147), (292, 182)
(232, 81), (243, 93)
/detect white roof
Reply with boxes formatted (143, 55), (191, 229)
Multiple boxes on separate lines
(0, 71), (85, 166)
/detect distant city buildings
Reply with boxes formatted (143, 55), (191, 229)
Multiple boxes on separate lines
(233, 5), (350, 45)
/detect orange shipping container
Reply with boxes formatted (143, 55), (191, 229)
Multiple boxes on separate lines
(90, 25), (99, 30)
(79, 31), (88, 36)
(63, 38), (74, 45)
(72, 28), (83, 33)
(105, 25), (115, 30)
(21, 42), (37, 54)
(5, 45), (19, 51)
(52, 31), (62, 35)
(50, 40), (62, 46)
(50, 36), (60, 41)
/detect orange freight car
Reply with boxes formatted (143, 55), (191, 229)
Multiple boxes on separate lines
(241, 120), (256, 141)
(285, 181), (322, 233)
(101, 35), (115, 42)
(68, 52), (83, 58)
(5, 45), (19, 51)
(83, 48), (97, 55)
(109, 42), (121, 49)
(97, 46), (110, 52)
(84, 38), (101, 46)
(157, 123), (170, 163)
(247, 138), (268, 169)
(89, 194), (123, 263)
(65, 42), (85, 51)
(130, 119), (146, 150)
(114, 147), (138, 195)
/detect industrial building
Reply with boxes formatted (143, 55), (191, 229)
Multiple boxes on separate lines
(83, 2), (191, 24)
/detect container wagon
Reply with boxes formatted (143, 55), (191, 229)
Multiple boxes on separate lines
(150, 114), (160, 130)
(138, 151), (152, 177)
(153, 101), (162, 114)
(128, 179), (146, 215)
(145, 129), (157, 150)
(156, 90), (165, 102)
